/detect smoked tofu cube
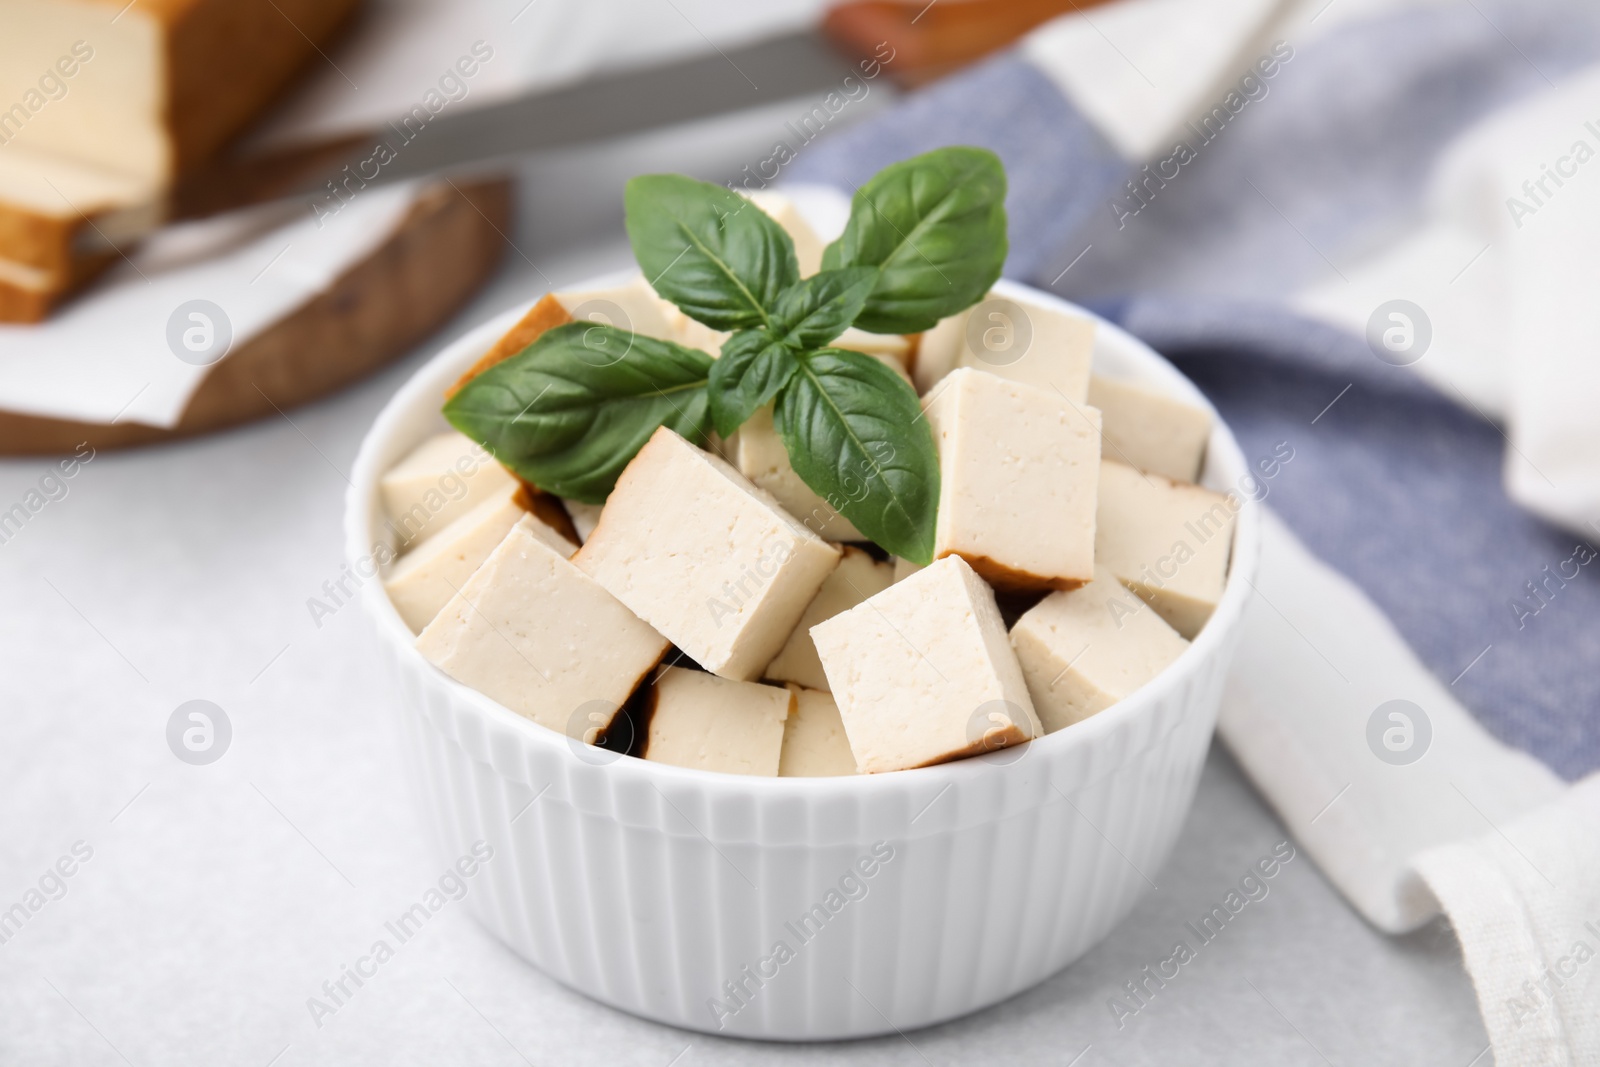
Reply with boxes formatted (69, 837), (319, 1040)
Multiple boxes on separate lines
(416, 518), (669, 737)
(1088, 376), (1212, 483)
(778, 687), (858, 777)
(384, 487), (575, 634)
(834, 328), (914, 374)
(553, 274), (676, 341)
(1095, 460), (1236, 638)
(743, 189), (826, 276)
(727, 405), (866, 542)
(573, 427), (841, 681)
(914, 292), (1094, 401)
(1010, 566), (1190, 733)
(664, 304), (731, 357)
(811, 555), (1042, 773)
(925, 368), (1101, 592)
(641, 667), (791, 776)
(381, 432), (516, 549)
(764, 547), (895, 691)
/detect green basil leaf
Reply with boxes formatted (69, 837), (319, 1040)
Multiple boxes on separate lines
(824, 146), (1007, 334)
(774, 348), (940, 563)
(707, 328), (798, 438)
(443, 322), (712, 504)
(625, 175), (797, 332)
(771, 266), (880, 349)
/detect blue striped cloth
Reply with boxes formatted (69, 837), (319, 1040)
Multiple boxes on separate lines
(789, 0), (1600, 779)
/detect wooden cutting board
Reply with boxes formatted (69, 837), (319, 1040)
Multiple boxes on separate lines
(0, 178), (510, 455)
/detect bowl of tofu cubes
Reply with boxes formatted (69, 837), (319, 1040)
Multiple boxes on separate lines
(347, 159), (1259, 1040)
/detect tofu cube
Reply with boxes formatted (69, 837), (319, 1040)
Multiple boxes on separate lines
(1095, 460), (1236, 638)
(448, 293), (573, 397)
(381, 431), (516, 549)
(416, 518), (669, 737)
(385, 485), (576, 633)
(727, 405), (866, 542)
(573, 427), (841, 680)
(742, 189), (826, 276)
(1088, 375), (1212, 483)
(811, 555), (1042, 773)
(764, 547), (895, 691)
(778, 687), (858, 777)
(834, 327), (914, 375)
(925, 368), (1101, 592)
(641, 667), (791, 776)
(914, 292), (1095, 401)
(664, 304), (731, 357)
(553, 274), (677, 341)
(1010, 566), (1190, 733)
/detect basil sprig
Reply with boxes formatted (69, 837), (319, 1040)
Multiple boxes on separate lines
(444, 146), (1008, 562)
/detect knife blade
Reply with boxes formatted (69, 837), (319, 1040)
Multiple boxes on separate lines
(77, 28), (867, 254)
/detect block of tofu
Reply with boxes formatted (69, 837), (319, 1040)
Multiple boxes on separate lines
(742, 189), (825, 276)
(764, 547), (894, 691)
(381, 432), (517, 550)
(925, 368), (1101, 592)
(416, 519), (669, 737)
(574, 427), (841, 680)
(915, 293), (1094, 401)
(1088, 376), (1212, 483)
(641, 667), (790, 776)
(0, 0), (360, 316)
(1010, 565), (1190, 733)
(1095, 460), (1236, 638)
(0, 0), (360, 181)
(561, 499), (604, 543)
(727, 405), (866, 542)
(385, 488), (577, 633)
(778, 687), (858, 777)
(811, 555), (1041, 773)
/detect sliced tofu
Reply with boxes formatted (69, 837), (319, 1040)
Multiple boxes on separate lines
(641, 666), (791, 776)
(764, 547), (894, 691)
(416, 518), (669, 737)
(811, 555), (1041, 773)
(1088, 376), (1212, 483)
(561, 499), (604, 543)
(380, 431), (516, 550)
(384, 486), (575, 633)
(924, 368), (1101, 592)
(1010, 565), (1190, 733)
(915, 292), (1094, 401)
(741, 189), (825, 276)
(726, 404), (866, 542)
(573, 426), (841, 681)
(778, 686), (857, 777)
(1095, 460), (1236, 638)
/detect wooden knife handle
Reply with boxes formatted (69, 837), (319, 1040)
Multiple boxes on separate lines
(822, 0), (1116, 86)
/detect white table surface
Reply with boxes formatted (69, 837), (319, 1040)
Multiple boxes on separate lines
(0, 114), (1491, 1067)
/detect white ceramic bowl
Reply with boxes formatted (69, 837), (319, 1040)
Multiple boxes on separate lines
(347, 276), (1260, 1041)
